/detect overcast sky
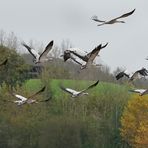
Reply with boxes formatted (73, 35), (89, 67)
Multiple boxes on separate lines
(0, 0), (147, 72)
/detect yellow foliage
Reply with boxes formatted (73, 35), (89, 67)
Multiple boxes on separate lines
(120, 94), (148, 148)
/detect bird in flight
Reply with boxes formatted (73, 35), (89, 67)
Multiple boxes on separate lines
(61, 50), (83, 66)
(92, 9), (135, 26)
(22, 40), (54, 64)
(129, 89), (148, 96)
(80, 44), (103, 69)
(116, 68), (148, 81)
(3, 86), (50, 106)
(129, 68), (148, 81)
(62, 43), (108, 63)
(60, 80), (99, 98)
(62, 43), (108, 69)
(116, 70), (130, 80)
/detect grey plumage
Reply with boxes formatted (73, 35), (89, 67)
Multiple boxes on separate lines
(4, 86), (47, 106)
(60, 80), (99, 97)
(22, 40), (54, 63)
(92, 9), (135, 26)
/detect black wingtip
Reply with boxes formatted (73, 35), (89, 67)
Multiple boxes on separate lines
(101, 42), (108, 49)
(94, 80), (99, 86)
(21, 41), (26, 46)
(21, 42), (32, 50)
(49, 40), (54, 46)
(39, 86), (46, 92)
(96, 44), (102, 49)
(130, 9), (136, 15)
(133, 9), (136, 12)
(115, 74), (120, 80)
(91, 15), (98, 21)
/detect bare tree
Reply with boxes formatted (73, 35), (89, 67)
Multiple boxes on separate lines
(0, 30), (6, 46)
(50, 45), (61, 59)
(61, 39), (73, 52)
(6, 32), (18, 50)
(0, 30), (19, 50)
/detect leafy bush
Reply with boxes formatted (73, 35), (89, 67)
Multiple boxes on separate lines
(0, 45), (30, 87)
(120, 95), (148, 148)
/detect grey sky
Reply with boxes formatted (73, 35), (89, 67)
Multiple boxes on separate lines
(0, 0), (147, 72)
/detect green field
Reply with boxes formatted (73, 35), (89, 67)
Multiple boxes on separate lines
(23, 78), (130, 99)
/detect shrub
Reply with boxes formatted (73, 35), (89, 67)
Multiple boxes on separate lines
(0, 45), (30, 87)
(120, 95), (148, 148)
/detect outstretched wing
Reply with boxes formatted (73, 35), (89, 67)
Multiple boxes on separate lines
(67, 48), (88, 61)
(28, 86), (46, 99)
(60, 85), (78, 95)
(101, 43), (108, 49)
(0, 59), (8, 66)
(89, 44), (102, 62)
(113, 9), (136, 20)
(91, 15), (105, 22)
(70, 56), (83, 66)
(81, 80), (99, 93)
(87, 44), (102, 65)
(128, 89), (146, 94)
(71, 51), (87, 61)
(129, 72), (139, 81)
(39, 40), (54, 60)
(8, 90), (28, 101)
(116, 71), (129, 80)
(86, 43), (108, 58)
(130, 68), (147, 81)
(22, 42), (40, 59)
(12, 94), (28, 101)
(140, 89), (148, 96)
(81, 44), (102, 69)
(137, 68), (148, 76)
(116, 72), (124, 80)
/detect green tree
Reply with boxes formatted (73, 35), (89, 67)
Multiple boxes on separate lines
(0, 45), (30, 87)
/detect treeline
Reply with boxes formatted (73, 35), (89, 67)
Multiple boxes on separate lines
(0, 80), (131, 148)
(0, 30), (116, 86)
(0, 30), (147, 88)
(0, 30), (147, 148)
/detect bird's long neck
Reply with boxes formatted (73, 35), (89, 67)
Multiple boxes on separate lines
(82, 92), (88, 95)
(115, 20), (125, 23)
